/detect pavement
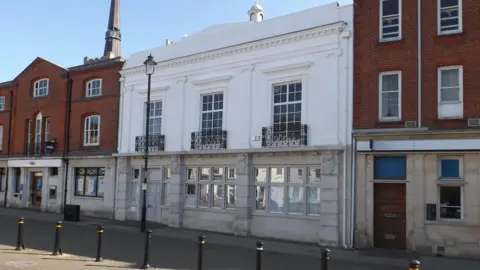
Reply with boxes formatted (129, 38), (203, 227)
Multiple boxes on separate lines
(0, 208), (479, 269)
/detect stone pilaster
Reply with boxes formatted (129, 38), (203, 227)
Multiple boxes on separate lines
(233, 153), (252, 236)
(168, 155), (184, 228)
(114, 157), (129, 221)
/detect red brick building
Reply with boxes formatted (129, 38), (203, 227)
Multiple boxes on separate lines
(353, 0), (480, 258)
(0, 0), (123, 219)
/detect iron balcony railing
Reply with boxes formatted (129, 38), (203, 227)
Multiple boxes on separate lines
(261, 123), (308, 148)
(135, 135), (165, 152)
(191, 130), (227, 150)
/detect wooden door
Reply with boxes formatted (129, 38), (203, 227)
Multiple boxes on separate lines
(374, 183), (406, 249)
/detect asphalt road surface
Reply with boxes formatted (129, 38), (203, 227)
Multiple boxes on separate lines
(0, 214), (406, 270)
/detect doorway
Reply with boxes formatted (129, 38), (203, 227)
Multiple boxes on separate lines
(30, 172), (43, 207)
(146, 182), (161, 222)
(373, 183), (406, 249)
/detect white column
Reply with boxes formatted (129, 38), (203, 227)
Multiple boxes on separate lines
(168, 155), (184, 228)
(114, 157), (129, 221)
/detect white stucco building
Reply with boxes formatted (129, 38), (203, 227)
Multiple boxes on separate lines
(115, 2), (354, 246)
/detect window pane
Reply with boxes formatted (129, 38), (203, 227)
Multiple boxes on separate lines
(85, 176), (97, 196)
(307, 187), (321, 215)
(226, 185), (236, 208)
(213, 167), (224, 180)
(255, 186), (266, 211)
(441, 69), (459, 87)
(270, 168), (285, 183)
(287, 187), (304, 214)
(382, 0), (399, 16)
(374, 156), (406, 179)
(162, 183), (170, 205)
(269, 186), (284, 213)
(288, 168), (304, 183)
(187, 168), (196, 180)
(441, 0), (458, 8)
(212, 184), (224, 208)
(440, 159), (460, 178)
(440, 88), (459, 102)
(185, 184), (196, 207)
(198, 184), (209, 207)
(97, 176), (104, 197)
(439, 186), (461, 219)
(308, 169), (321, 183)
(200, 168), (210, 181)
(255, 168), (267, 182)
(75, 177), (84, 196)
(227, 168), (236, 180)
(381, 92), (399, 117)
(382, 74), (399, 92)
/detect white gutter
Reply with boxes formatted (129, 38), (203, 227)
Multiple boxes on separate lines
(349, 135), (357, 248)
(417, 0), (422, 127)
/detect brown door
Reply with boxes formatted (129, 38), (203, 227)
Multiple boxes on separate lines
(374, 183), (406, 249)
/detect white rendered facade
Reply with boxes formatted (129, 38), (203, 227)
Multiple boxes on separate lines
(115, 2), (354, 246)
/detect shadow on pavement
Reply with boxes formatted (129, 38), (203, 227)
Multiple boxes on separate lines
(0, 214), (340, 270)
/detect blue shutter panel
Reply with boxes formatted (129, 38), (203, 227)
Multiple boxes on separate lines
(374, 156), (407, 180)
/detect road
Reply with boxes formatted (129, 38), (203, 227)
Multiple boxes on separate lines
(0, 213), (405, 270)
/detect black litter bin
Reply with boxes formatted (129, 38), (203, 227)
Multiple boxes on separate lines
(64, 204), (80, 222)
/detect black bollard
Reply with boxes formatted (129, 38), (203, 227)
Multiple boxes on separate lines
(140, 229), (152, 269)
(321, 248), (331, 270)
(52, 221), (63, 256)
(15, 217), (25, 251)
(256, 241), (264, 270)
(409, 259), (420, 270)
(197, 236), (205, 270)
(95, 225), (104, 262)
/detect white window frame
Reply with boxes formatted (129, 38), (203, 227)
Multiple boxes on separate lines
(160, 167), (172, 206)
(184, 167), (236, 210)
(378, 71), (402, 121)
(0, 96), (5, 111)
(34, 113), (43, 154)
(84, 115), (101, 146)
(437, 0), (463, 35)
(379, 0), (402, 42)
(86, 79), (103, 97)
(33, 78), (49, 97)
(143, 100), (163, 136)
(436, 156), (464, 222)
(44, 118), (50, 142)
(271, 81), (303, 127)
(437, 66), (463, 119)
(199, 92), (224, 133)
(27, 120), (32, 154)
(253, 167), (322, 216)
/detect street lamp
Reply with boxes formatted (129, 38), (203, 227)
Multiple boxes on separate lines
(140, 54), (157, 233)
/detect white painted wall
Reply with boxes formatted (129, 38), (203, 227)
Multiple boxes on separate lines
(118, 3), (353, 154)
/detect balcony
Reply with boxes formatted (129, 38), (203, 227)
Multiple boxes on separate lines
(135, 135), (165, 152)
(261, 123), (308, 148)
(24, 141), (57, 156)
(191, 130), (227, 150)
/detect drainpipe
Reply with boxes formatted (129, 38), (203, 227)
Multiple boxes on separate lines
(417, 0), (422, 127)
(62, 74), (73, 210)
(349, 134), (357, 248)
(3, 88), (14, 208)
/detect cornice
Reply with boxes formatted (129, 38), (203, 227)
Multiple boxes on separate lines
(261, 61), (313, 74)
(190, 75), (232, 86)
(120, 22), (347, 78)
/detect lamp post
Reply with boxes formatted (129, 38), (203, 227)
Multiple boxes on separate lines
(140, 54), (157, 233)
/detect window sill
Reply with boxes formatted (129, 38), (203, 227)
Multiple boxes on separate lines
(31, 96), (48, 100)
(371, 179), (409, 184)
(436, 179), (466, 185)
(183, 207), (235, 213)
(83, 95), (103, 100)
(72, 196), (104, 201)
(377, 38), (403, 45)
(436, 31), (464, 38)
(425, 220), (465, 226)
(252, 211), (321, 220)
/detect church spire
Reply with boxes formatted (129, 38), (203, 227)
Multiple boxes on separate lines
(103, 0), (121, 59)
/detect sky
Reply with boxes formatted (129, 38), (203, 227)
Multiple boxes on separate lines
(0, 0), (352, 82)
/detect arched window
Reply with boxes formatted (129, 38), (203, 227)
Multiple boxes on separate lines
(86, 79), (102, 97)
(33, 78), (49, 97)
(34, 113), (43, 154)
(84, 115), (101, 146)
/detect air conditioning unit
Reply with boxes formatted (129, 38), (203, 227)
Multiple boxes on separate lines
(405, 121), (417, 128)
(468, 118), (480, 127)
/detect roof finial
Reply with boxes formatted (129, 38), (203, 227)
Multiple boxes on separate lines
(248, 0), (264, 22)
